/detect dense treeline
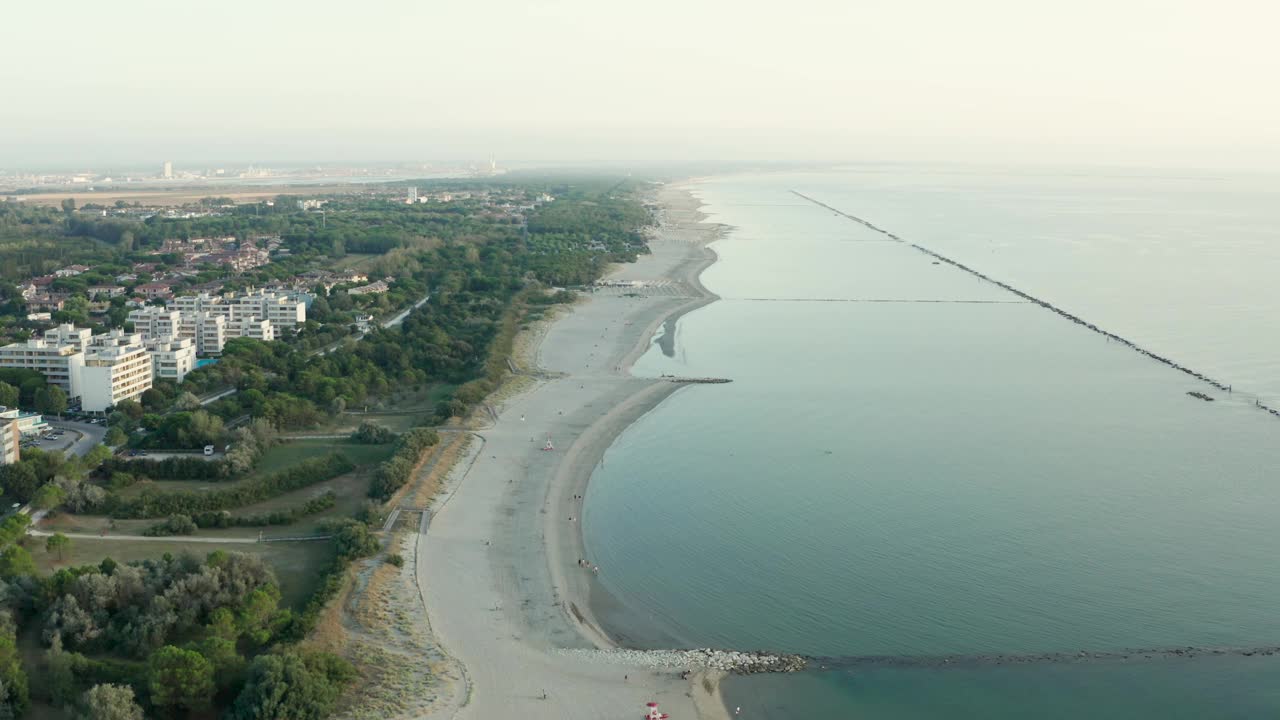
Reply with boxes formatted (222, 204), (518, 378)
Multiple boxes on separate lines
(367, 428), (440, 500)
(0, 549), (354, 718)
(100, 455), (232, 482)
(106, 453), (354, 518)
(193, 491), (337, 530)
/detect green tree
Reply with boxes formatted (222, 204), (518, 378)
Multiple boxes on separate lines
(45, 638), (77, 708)
(0, 463), (39, 502)
(0, 547), (36, 579)
(0, 383), (17, 409)
(77, 683), (144, 720)
(148, 646), (214, 714)
(228, 651), (353, 720)
(45, 532), (71, 561)
(32, 483), (67, 511)
(114, 399), (143, 420)
(0, 612), (28, 717)
(192, 636), (244, 690)
(35, 386), (67, 417)
(104, 426), (127, 446)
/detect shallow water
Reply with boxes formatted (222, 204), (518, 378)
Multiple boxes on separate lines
(583, 167), (1280, 717)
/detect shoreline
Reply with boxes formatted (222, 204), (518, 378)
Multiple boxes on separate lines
(416, 181), (735, 719)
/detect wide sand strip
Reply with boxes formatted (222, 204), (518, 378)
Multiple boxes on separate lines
(416, 185), (729, 720)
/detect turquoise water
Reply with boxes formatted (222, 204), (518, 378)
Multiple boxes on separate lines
(583, 168), (1280, 717)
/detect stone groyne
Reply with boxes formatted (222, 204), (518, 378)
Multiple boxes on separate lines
(790, 191), (1251, 401)
(561, 648), (806, 675)
(813, 643), (1280, 671)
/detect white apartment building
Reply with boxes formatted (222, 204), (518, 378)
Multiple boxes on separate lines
(80, 330), (153, 412)
(145, 336), (196, 383)
(237, 291), (305, 330)
(128, 307), (183, 340)
(228, 317), (274, 342)
(44, 324), (92, 353)
(0, 337), (85, 398)
(170, 290), (305, 331)
(177, 312), (227, 356)
(0, 419), (18, 465)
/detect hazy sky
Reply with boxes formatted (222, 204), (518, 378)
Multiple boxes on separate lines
(3, 0), (1278, 169)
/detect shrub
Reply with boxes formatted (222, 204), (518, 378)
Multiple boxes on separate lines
(142, 514), (197, 537)
(107, 454), (354, 519)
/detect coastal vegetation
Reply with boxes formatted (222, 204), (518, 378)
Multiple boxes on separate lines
(0, 175), (656, 718)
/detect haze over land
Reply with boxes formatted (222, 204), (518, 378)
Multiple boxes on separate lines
(3, 0), (1279, 169)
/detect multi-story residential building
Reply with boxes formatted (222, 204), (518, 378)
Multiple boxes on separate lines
(128, 307), (183, 340)
(0, 336), (85, 398)
(234, 290), (304, 330)
(44, 324), (93, 353)
(177, 312), (226, 356)
(170, 292), (220, 316)
(0, 418), (19, 465)
(145, 337), (196, 383)
(80, 330), (152, 412)
(227, 317), (274, 342)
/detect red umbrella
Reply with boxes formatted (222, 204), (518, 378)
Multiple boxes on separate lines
(647, 703), (659, 708)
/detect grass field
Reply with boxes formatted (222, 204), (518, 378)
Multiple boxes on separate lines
(28, 535), (335, 610)
(329, 384), (454, 433)
(115, 439), (395, 496)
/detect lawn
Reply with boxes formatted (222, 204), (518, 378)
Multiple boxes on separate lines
(114, 439), (396, 496)
(28, 535), (335, 610)
(328, 383), (454, 433)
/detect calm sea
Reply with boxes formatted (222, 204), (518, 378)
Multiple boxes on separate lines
(582, 166), (1280, 718)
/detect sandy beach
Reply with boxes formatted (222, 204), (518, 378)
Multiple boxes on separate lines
(415, 183), (731, 720)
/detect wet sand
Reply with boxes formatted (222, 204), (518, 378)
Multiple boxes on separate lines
(416, 184), (730, 719)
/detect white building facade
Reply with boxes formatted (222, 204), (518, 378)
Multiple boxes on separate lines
(80, 330), (153, 412)
(145, 337), (197, 383)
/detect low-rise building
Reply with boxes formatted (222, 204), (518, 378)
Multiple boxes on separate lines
(88, 285), (127, 298)
(0, 408), (47, 437)
(348, 280), (390, 296)
(136, 282), (176, 299)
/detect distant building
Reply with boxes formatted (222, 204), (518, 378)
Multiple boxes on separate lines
(407, 186), (417, 203)
(135, 282), (175, 300)
(88, 285), (126, 298)
(163, 161), (173, 179)
(348, 279), (390, 296)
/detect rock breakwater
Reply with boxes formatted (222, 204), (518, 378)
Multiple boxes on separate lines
(559, 648), (807, 675)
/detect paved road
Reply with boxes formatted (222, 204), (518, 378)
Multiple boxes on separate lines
(47, 421), (106, 457)
(27, 529), (262, 543)
(199, 387), (239, 406)
(382, 292), (431, 329)
(123, 451), (223, 461)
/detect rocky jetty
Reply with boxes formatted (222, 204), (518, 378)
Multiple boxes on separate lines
(560, 648), (807, 675)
